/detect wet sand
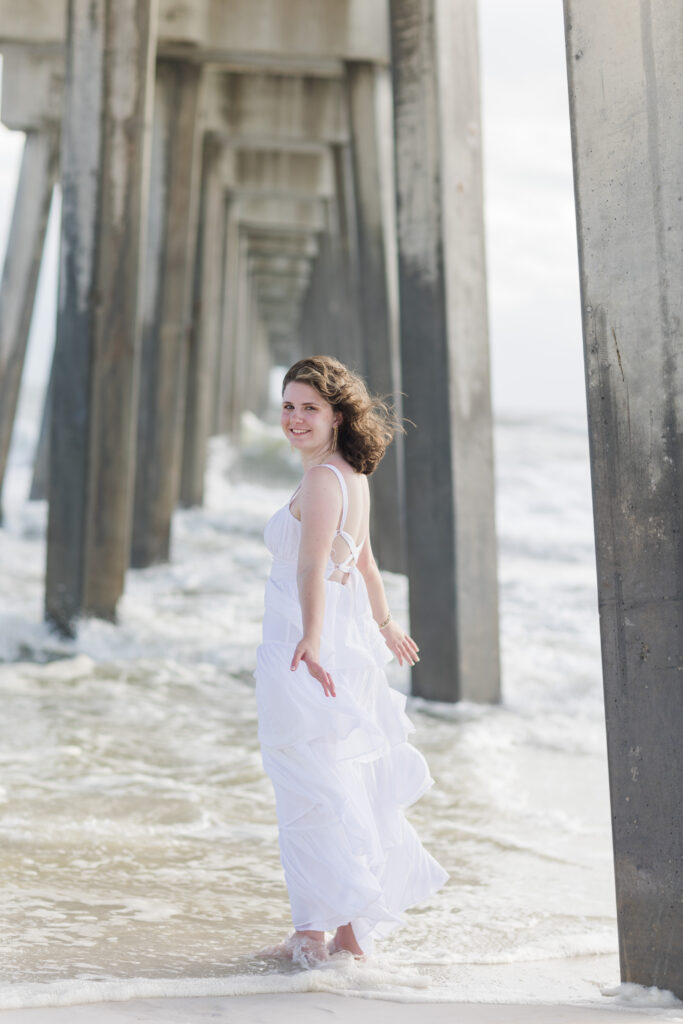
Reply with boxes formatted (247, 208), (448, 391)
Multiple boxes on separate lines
(0, 993), (675, 1024)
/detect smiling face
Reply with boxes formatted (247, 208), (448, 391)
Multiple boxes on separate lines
(281, 380), (341, 461)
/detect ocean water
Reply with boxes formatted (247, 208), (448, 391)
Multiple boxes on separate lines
(0, 395), (658, 1011)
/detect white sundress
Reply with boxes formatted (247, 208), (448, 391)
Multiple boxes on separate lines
(254, 462), (449, 955)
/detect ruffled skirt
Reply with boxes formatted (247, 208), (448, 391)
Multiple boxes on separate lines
(254, 569), (449, 955)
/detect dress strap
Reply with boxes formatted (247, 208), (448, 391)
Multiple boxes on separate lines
(288, 482), (302, 510)
(319, 463), (349, 532)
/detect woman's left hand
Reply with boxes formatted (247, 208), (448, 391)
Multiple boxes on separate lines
(380, 621), (420, 667)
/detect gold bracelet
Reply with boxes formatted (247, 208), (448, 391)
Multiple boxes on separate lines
(378, 611), (391, 629)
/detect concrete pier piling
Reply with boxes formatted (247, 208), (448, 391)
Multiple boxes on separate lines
(180, 134), (224, 508)
(330, 143), (364, 373)
(389, 0), (500, 702)
(28, 354), (53, 502)
(131, 58), (201, 568)
(213, 200), (240, 437)
(564, 0), (682, 996)
(45, 0), (156, 630)
(229, 232), (252, 439)
(347, 61), (405, 574)
(0, 130), (58, 522)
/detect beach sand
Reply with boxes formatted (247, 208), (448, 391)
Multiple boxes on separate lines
(0, 993), (676, 1024)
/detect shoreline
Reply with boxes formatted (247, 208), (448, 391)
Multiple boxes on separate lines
(0, 992), (678, 1024)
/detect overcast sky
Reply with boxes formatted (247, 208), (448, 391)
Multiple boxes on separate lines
(0, 0), (586, 420)
(479, 0), (584, 417)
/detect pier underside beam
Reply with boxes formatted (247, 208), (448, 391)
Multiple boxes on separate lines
(0, 0), (390, 64)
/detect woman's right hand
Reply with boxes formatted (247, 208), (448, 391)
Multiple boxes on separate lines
(291, 638), (336, 698)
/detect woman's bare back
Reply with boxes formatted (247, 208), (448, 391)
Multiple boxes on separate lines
(289, 463), (369, 585)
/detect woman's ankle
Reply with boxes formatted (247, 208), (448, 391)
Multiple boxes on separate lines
(332, 923), (363, 955)
(296, 928), (325, 943)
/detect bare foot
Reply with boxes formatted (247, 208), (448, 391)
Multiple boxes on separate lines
(328, 922), (365, 959)
(290, 930), (328, 968)
(254, 935), (292, 958)
(256, 931), (328, 969)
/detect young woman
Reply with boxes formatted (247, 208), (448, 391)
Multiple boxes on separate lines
(255, 356), (448, 967)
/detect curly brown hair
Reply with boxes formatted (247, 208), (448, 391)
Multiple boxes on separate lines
(282, 356), (403, 475)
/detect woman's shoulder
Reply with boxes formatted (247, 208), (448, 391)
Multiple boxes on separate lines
(309, 460), (367, 489)
(303, 458), (354, 479)
(300, 462), (342, 494)
(300, 460), (366, 501)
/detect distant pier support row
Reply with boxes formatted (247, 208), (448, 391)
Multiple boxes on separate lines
(0, 0), (501, 705)
(564, 0), (682, 997)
